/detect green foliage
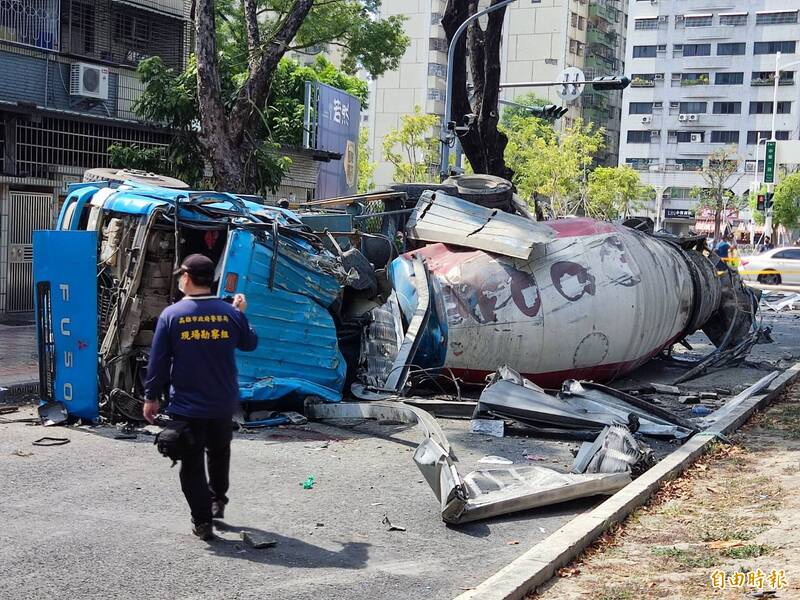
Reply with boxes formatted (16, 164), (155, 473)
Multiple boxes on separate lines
(504, 116), (605, 216)
(358, 127), (376, 193)
(217, 0), (408, 78)
(690, 147), (744, 240)
(748, 185), (767, 226)
(499, 93), (552, 132)
(587, 166), (654, 220)
(772, 172), (800, 230)
(108, 145), (165, 173)
(382, 106), (440, 183)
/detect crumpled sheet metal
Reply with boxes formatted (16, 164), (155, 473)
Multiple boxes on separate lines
(358, 292), (404, 388)
(307, 400), (630, 524)
(405, 191), (556, 259)
(478, 366), (694, 439)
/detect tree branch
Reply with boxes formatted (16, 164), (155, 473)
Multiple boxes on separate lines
(243, 0), (260, 66)
(229, 0), (315, 144)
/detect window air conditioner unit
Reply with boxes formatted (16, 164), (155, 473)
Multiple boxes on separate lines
(70, 63), (109, 100)
(654, 73), (664, 80)
(690, 133), (703, 143)
(688, 113), (698, 121)
(658, 15), (668, 23)
(674, 164), (684, 170)
(641, 115), (652, 124)
(649, 165), (661, 172)
(678, 114), (688, 121)
(745, 162), (756, 172)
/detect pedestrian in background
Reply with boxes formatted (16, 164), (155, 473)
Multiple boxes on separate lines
(143, 254), (258, 541)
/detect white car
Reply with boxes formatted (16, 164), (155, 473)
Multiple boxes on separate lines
(738, 247), (800, 285)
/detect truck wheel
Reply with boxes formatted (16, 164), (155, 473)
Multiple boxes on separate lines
(442, 174), (513, 210)
(387, 182), (459, 206)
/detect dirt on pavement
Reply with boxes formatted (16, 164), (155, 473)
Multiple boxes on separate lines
(532, 385), (800, 600)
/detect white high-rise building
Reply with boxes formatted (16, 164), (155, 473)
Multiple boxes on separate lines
(368, 0), (628, 188)
(619, 1), (800, 236)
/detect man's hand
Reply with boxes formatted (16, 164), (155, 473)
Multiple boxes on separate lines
(233, 293), (247, 313)
(143, 400), (160, 424)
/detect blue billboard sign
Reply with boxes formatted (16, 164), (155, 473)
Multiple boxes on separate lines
(33, 230), (99, 420)
(314, 82), (361, 199)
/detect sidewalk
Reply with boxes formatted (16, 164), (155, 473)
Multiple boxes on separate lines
(532, 384), (800, 599)
(0, 323), (38, 393)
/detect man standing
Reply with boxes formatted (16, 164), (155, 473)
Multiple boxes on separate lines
(715, 236), (731, 261)
(143, 254), (258, 540)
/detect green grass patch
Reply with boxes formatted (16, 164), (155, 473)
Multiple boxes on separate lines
(650, 546), (719, 569)
(721, 544), (773, 559)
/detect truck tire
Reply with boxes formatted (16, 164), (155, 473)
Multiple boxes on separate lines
(443, 174), (513, 210)
(387, 182), (458, 206)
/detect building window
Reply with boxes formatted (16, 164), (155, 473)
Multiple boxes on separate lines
(747, 131), (790, 143)
(625, 158), (652, 170)
(749, 101), (793, 114)
(720, 13), (748, 26)
(713, 102), (742, 114)
(631, 74), (659, 87)
(428, 63), (446, 78)
(684, 15), (713, 28)
(710, 131), (740, 143)
(756, 11), (798, 26)
(751, 71), (795, 85)
(633, 45), (658, 58)
(627, 131), (652, 143)
(571, 12), (578, 28)
(675, 159), (704, 171)
(754, 41), (797, 55)
(629, 102), (654, 115)
(715, 72), (744, 85)
(717, 43), (746, 56)
(680, 44), (711, 57)
(679, 102), (707, 114)
(675, 131), (704, 143)
(429, 37), (448, 53)
(0, 0), (60, 50)
(635, 18), (658, 30)
(681, 73), (710, 86)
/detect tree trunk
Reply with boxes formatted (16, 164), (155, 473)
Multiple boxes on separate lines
(194, 0), (313, 192)
(442, 0), (513, 181)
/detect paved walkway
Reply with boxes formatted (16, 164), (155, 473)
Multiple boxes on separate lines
(0, 324), (38, 388)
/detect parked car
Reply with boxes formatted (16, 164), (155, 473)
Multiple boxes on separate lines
(738, 247), (800, 285)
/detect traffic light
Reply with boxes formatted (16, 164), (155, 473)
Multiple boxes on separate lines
(532, 105), (570, 120)
(766, 192), (774, 210)
(757, 194), (766, 212)
(591, 76), (631, 91)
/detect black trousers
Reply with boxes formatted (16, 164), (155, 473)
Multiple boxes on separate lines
(170, 414), (233, 523)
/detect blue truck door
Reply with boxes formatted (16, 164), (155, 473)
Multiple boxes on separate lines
(33, 231), (99, 420)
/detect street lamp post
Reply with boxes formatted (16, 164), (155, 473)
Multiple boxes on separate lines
(440, 0), (517, 179)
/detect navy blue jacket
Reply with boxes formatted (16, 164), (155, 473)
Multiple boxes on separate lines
(144, 296), (258, 419)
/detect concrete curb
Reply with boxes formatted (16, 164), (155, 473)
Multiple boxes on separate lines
(455, 362), (800, 600)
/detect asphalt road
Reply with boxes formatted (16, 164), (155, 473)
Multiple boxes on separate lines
(2, 309), (797, 600)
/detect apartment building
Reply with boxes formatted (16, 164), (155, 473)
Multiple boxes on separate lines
(619, 1), (800, 235)
(0, 1), (192, 316)
(369, 0), (628, 188)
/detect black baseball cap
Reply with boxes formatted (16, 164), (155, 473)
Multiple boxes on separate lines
(174, 254), (215, 280)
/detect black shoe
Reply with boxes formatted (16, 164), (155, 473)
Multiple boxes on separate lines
(192, 520), (214, 541)
(211, 501), (225, 520)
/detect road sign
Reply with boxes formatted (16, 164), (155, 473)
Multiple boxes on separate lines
(558, 67), (585, 102)
(764, 140), (777, 184)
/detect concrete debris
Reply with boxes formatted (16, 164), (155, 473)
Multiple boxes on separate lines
(650, 383), (681, 396)
(478, 455), (514, 465)
(762, 292), (800, 312)
(241, 531), (278, 549)
(470, 419), (505, 438)
(381, 515), (407, 532)
(679, 395), (701, 405)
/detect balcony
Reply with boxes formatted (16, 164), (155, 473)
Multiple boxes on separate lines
(751, 78), (796, 87)
(115, 0), (186, 18)
(631, 77), (658, 88)
(587, 28), (618, 49)
(588, 3), (618, 24)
